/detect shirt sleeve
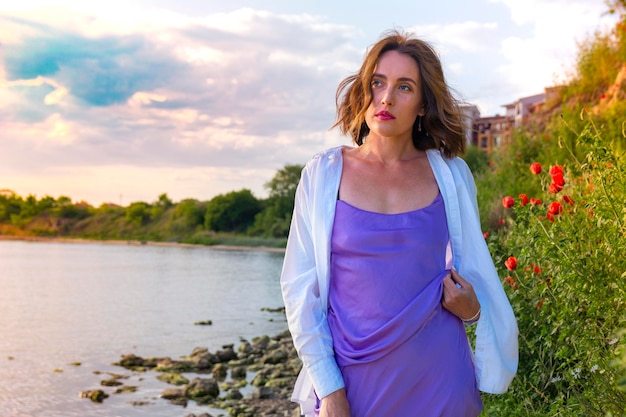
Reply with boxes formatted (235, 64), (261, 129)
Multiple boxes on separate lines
(280, 160), (344, 398)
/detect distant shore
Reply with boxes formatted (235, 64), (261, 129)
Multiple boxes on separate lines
(0, 235), (286, 253)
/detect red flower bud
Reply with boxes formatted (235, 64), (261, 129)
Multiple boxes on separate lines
(548, 201), (563, 215)
(562, 195), (575, 206)
(529, 162), (542, 175)
(548, 183), (563, 194)
(504, 256), (517, 271)
(518, 193), (529, 206)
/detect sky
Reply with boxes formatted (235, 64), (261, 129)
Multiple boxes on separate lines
(0, 0), (619, 206)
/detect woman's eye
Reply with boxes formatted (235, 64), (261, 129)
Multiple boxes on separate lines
(400, 84), (411, 91)
(371, 80), (382, 88)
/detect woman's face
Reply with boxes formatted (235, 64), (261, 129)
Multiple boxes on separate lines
(364, 50), (425, 141)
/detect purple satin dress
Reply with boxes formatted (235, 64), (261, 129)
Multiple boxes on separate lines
(323, 193), (482, 417)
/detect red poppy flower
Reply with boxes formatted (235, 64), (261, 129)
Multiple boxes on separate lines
(534, 266), (541, 274)
(518, 194), (529, 206)
(548, 183), (563, 194)
(483, 232), (489, 239)
(502, 196), (515, 208)
(562, 195), (575, 206)
(505, 276), (517, 289)
(498, 218), (505, 225)
(504, 256), (517, 271)
(548, 201), (563, 215)
(549, 165), (563, 177)
(529, 162), (542, 175)
(551, 172), (565, 186)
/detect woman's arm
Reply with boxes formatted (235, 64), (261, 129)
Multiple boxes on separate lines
(319, 388), (351, 417)
(442, 269), (481, 323)
(280, 162), (344, 400)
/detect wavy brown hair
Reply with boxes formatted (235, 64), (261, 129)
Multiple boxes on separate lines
(333, 30), (466, 157)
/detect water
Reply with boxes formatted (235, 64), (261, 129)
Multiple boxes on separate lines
(0, 240), (288, 417)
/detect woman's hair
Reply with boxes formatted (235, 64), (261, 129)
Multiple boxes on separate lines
(333, 30), (466, 157)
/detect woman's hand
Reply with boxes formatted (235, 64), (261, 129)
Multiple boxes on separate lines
(320, 388), (351, 417)
(442, 269), (481, 322)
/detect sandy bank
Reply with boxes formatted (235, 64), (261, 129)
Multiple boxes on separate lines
(0, 235), (285, 253)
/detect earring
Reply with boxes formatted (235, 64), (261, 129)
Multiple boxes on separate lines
(418, 116), (422, 132)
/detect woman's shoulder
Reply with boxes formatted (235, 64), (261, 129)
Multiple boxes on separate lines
(304, 145), (350, 170)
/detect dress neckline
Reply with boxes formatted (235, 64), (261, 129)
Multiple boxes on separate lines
(337, 192), (442, 216)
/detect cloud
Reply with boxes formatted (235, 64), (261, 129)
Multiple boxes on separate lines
(0, 8), (356, 204)
(491, 0), (617, 95)
(409, 21), (500, 53)
(0, 2), (617, 203)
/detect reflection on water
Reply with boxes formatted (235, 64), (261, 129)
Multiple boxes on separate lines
(0, 240), (287, 417)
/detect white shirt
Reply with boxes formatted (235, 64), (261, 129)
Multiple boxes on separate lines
(280, 145), (519, 416)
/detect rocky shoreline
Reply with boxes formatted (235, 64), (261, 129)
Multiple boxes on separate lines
(80, 328), (302, 417)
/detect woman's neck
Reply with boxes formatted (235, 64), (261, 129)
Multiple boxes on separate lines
(359, 135), (422, 164)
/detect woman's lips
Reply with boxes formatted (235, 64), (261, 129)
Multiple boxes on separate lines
(376, 110), (395, 120)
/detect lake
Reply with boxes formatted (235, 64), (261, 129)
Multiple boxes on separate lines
(0, 239), (288, 417)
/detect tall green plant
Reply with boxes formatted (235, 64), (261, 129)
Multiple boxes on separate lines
(481, 120), (626, 416)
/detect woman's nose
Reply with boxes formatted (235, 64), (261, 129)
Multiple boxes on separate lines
(381, 88), (393, 105)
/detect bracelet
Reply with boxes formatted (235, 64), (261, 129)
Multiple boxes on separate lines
(462, 307), (481, 324)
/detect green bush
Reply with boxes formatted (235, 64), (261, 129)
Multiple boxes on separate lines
(480, 120), (626, 416)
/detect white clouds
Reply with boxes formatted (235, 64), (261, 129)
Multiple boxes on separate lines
(410, 21), (500, 53)
(491, 0), (617, 96)
(0, 0), (618, 204)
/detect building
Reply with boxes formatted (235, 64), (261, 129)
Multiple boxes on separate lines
(473, 114), (514, 153)
(467, 91), (549, 153)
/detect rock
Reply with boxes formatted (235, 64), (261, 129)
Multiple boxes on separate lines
(251, 386), (274, 400)
(154, 357), (195, 372)
(161, 388), (188, 406)
(252, 335), (270, 351)
(114, 354), (146, 369)
(160, 388), (185, 400)
(212, 363), (228, 380)
(79, 389), (109, 403)
(231, 365), (247, 379)
(215, 346), (237, 363)
(114, 385), (137, 394)
(194, 320), (213, 325)
(262, 348), (288, 364)
(157, 372), (189, 386)
(100, 377), (123, 387)
(225, 389), (243, 400)
(238, 341), (252, 355)
(184, 377), (219, 401)
(188, 347), (218, 369)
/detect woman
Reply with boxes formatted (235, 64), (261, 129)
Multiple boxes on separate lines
(280, 30), (518, 417)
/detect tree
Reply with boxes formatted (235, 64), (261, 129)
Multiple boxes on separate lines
(126, 202), (151, 225)
(252, 164), (303, 237)
(205, 189), (261, 232)
(173, 198), (206, 230)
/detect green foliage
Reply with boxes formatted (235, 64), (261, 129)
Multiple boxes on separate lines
(474, 11), (626, 414)
(205, 189), (261, 232)
(125, 202), (152, 225)
(251, 164), (303, 237)
(463, 145), (490, 175)
(172, 198), (206, 232)
(479, 118), (626, 416)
